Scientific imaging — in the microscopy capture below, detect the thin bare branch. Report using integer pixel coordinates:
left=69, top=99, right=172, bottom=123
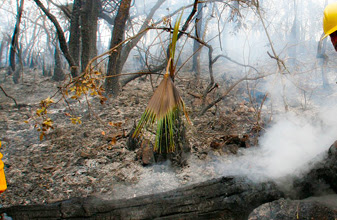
left=0, top=85, right=18, bottom=107
left=199, top=74, right=274, bottom=115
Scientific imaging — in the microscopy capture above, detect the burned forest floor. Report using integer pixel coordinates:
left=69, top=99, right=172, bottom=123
left=0, top=64, right=335, bottom=208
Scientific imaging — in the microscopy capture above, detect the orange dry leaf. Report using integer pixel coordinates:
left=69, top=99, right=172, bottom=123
left=110, top=137, right=117, bottom=145
left=39, top=133, right=44, bottom=141
left=108, top=122, right=123, bottom=127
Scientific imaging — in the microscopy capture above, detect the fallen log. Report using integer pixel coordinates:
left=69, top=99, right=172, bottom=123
left=0, top=176, right=283, bottom=220
left=248, top=142, right=337, bottom=219
left=293, top=141, right=337, bottom=198
left=2, top=141, right=337, bottom=220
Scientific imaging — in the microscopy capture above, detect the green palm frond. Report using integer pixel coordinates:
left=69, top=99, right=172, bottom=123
left=169, top=10, right=183, bottom=77
left=133, top=74, right=189, bottom=152
left=133, top=12, right=189, bottom=153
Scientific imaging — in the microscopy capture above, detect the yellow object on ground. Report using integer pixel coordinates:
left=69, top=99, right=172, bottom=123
left=322, top=2, right=337, bottom=40
left=0, top=141, right=7, bottom=194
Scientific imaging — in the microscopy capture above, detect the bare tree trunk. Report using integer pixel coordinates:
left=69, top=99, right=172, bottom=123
left=69, top=0, right=81, bottom=69
left=33, top=0, right=78, bottom=78
left=288, top=0, right=298, bottom=66
left=12, top=43, right=23, bottom=84
left=9, top=0, right=24, bottom=77
left=52, top=44, right=65, bottom=81
left=0, top=41, right=4, bottom=67
left=118, top=0, right=165, bottom=71
left=120, top=0, right=198, bottom=87
left=192, top=3, right=203, bottom=81
left=4, top=38, right=9, bottom=66
left=316, top=0, right=330, bottom=89
left=80, top=0, right=100, bottom=72
left=105, top=0, right=132, bottom=96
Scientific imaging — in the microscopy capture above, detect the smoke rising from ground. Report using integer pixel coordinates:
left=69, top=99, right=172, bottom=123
left=218, top=106, right=337, bottom=180
left=110, top=92, right=337, bottom=199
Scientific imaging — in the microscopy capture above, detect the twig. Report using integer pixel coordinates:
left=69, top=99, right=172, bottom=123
left=199, top=74, right=273, bottom=115
left=0, top=85, right=18, bottom=107
left=187, top=92, right=202, bottom=98
left=212, top=54, right=260, bottom=74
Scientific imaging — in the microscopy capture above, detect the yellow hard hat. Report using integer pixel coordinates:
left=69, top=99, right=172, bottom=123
left=0, top=152, right=6, bottom=194
left=0, top=141, right=7, bottom=194
left=322, top=2, right=337, bottom=40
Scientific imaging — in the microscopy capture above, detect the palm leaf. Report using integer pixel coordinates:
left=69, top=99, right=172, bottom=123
left=133, top=74, right=189, bottom=152
left=133, top=12, right=189, bottom=153
left=169, top=11, right=183, bottom=77
left=170, top=11, right=183, bottom=62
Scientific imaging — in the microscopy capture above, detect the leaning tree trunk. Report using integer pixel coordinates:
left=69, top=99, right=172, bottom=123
left=33, top=0, right=78, bottom=78
left=9, top=0, right=24, bottom=78
left=118, top=0, right=165, bottom=72
left=105, top=0, right=132, bottom=96
left=80, top=0, right=100, bottom=72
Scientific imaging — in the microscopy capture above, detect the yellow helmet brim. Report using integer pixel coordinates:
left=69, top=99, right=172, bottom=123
left=321, top=25, right=337, bottom=40
left=322, top=33, right=329, bottom=40
left=322, top=2, right=337, bottom=41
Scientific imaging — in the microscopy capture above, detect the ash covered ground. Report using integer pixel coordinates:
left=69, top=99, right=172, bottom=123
left=0, top=67, right=262, bottom=206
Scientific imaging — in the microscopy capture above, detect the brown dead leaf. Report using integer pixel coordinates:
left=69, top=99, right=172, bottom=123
left=110, top=137, right=117, bottom=145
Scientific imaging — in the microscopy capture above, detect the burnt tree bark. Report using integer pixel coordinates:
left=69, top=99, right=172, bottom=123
left=293, top=141, right=337, bottom=199
left=192, top=2, right=203, bottom=81
left=12, top=43, right=23, bottom=84
left=0, top=176, right=284, bottom=220
left=9, top=0, right=24, bottom=79
left=105, top=0, right=132, bottom=96
left=68, top=0, right=82, bottom=69
left=52, top=44, right=65, bottom=81
left=80, top=0, right=100, bottom=72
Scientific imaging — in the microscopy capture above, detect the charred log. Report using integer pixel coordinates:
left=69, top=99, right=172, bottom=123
left=0, top=176, right=283, bottom=220
left=293, top=141, right=337, bottom=199
left=2, top=142, right=337, bottom=219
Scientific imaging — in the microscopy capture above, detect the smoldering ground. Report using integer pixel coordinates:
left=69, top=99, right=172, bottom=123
left=109, top=73, right=337, bottom=200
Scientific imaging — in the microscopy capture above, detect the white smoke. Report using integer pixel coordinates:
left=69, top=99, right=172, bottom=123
left=236, top=107, right=337, bottom=180
left=109, top=101, right=337, bottom=199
